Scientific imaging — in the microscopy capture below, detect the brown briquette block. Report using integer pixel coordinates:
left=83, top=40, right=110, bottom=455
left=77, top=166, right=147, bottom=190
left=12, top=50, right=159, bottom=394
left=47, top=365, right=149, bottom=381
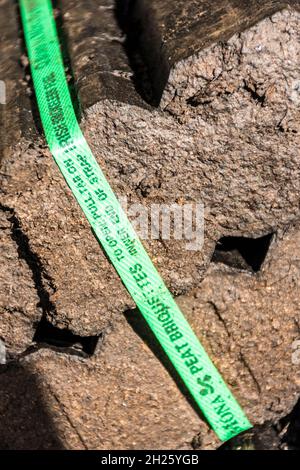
left=0, top=0, right=299, bottom=335
left=0, top=222, right=299, bottom=449
left=0, top=0, right=300, bottom=450
left=128, top=0, right=300, bottom=103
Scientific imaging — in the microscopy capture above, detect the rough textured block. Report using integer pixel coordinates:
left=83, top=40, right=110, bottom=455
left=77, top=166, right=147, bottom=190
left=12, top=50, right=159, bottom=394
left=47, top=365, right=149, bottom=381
left=2, top=1, right=300, bottom=336
left=128, top=0, right=300, bottom=102
left=0, top=222, right=299, bottom=449
left=0, top=0, right=300, bottom=450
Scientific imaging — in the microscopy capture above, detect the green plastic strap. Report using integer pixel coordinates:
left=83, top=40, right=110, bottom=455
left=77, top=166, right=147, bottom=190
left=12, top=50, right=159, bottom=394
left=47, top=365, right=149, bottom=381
left=19, top=0, right=252, bottom=441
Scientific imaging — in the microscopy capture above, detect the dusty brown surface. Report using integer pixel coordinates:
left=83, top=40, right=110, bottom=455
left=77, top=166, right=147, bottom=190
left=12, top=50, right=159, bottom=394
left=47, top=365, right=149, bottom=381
left=180, top=224, right=300, bottom=427
left=0, top=223, right=299, bottom=449
left=0, top=324, right=210, bottom=450
left=84, top=7, right=300, bottom=297
left=0, top=0, right=300, bottom=450
left=2, top=3, right=300, bottom=333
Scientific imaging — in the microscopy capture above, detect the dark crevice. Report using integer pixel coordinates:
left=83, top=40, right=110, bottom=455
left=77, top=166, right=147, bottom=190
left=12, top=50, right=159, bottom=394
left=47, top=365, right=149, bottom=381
left=114, top=0, right=162, bottom=106
left=218, top=422, right=281, bottom=450
left=33, top=317, right=100, bottom=358
left=186, top=89, right=234, bottom=107
left=212, top=233, right=274, bottom=272
left=115, top=0, right=171, bottom=107
left=186, top=95, right=213, bottom=107
left=217, top=397, right=300, bottom=450
left=0, top=204, right=56, bottom=317
left=114, top=0, right=133, bottom=29
left=280, top=398, right=300, bottom=449
left=242, top=80, right=266, bottom=106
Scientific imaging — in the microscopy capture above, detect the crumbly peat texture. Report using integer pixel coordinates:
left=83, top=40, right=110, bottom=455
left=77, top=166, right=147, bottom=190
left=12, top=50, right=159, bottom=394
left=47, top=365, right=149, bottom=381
left=0, top=0, right=300, bottom=450
left=0, top=224, right=299, bottom=449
